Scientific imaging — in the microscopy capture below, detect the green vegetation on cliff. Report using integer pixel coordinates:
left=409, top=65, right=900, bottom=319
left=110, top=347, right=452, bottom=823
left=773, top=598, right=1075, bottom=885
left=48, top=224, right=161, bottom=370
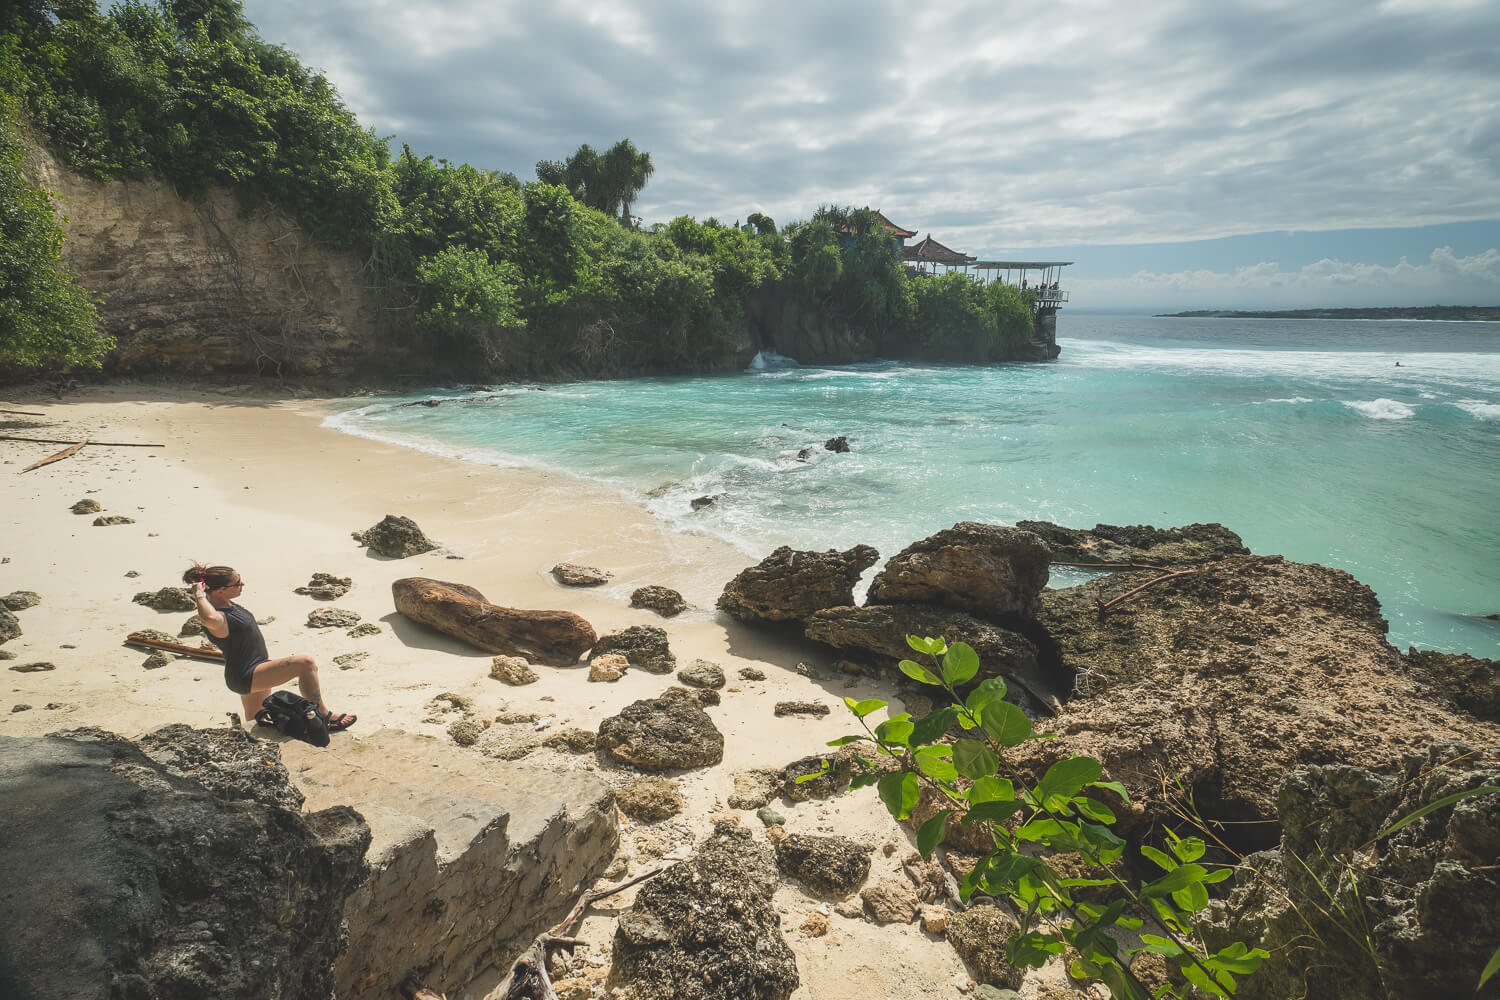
left=1, top=0, right=1033, bottom=374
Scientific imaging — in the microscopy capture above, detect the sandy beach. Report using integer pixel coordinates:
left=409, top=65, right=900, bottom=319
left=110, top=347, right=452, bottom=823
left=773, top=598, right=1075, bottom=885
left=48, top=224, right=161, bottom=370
left=1, top=382, right=986, bottom=1000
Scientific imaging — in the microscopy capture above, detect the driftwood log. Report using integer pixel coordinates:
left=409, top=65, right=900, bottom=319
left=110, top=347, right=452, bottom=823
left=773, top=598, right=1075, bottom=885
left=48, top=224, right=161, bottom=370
left=392, top=577, right=596, bottom=665
left=21, top=439, right=85, bottom=472
left=124, top=633, right=224, bottom=662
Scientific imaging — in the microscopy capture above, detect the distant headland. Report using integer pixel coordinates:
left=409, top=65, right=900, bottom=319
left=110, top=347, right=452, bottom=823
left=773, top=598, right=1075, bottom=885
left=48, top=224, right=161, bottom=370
left=1157, top=305, right=1500, bottom=321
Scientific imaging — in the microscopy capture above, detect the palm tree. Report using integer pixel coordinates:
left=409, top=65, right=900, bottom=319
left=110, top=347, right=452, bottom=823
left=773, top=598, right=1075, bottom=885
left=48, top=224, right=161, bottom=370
left=600, top=139, right=653, bottom=227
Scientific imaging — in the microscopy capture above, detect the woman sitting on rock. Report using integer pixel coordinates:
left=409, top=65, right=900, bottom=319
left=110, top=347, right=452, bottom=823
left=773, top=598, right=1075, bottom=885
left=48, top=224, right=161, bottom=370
left=184, top=563, right=356, bottom=733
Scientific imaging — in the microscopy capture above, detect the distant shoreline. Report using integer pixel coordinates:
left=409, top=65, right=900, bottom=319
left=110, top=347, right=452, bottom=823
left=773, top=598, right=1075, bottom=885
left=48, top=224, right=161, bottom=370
left=1156, top=306, right=1500, bottom=321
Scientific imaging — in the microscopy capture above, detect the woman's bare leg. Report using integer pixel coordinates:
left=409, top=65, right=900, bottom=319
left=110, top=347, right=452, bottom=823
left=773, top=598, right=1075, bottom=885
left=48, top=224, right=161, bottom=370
left=247, top=654, right=327, bottom=715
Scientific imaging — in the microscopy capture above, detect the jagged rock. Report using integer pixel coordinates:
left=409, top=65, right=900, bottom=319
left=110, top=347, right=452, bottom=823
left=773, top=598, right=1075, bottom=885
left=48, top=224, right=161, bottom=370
left=0, top=726, right=368, bottom=1000
left=133, top=587, right=196, bottom=612
left=93, top=515, right=135, bottom=526
left=779, top=747, right=899, bottom=803
left=1404, top=648, right=1499, bottom=721
left=295, top=572, right=352, bottom=599
left=0, top=650, right=16, bottom=660
left=690, top=495, right=720, bottom=510
left=393, top=577, right=596, bottom=665
left=1030, top=555, right=1500, bottom=842
left=608, top=828, right=798, bottom=1000
left=661, top=684, right=719, bottom=709
left=1016, top=519, right=1249, bottom=566
left=921, top=905, right=951, bottom=933
left=739, top=666, right=766, bottom=681
left=0, top=607, right=19, bottom=644
left=803, top=604, right=1048, bottom=699
left=774, top=700, right=829, bottom=718
left=332, top=651, right=367, bottom=670
left=678, top=659, right=725, bottom=689
left=631, top=585, right=687, bottom=617
left=775, top=834, right=870, bottom=898
left=448, top=719, right=484, bottom=746
left=129, top=628, right=175, bottom=644
left=70, top=498, right=101, bottom=514
left=946, top=906, right=1025, bottom=988
left=616, top=777, right=683, bottom=821
left=589, top=654, right=628, bottom=682
left=860, top=878, right=919, bottom=924
left=347, top=622, right=380, bottom=637
left=179, top=614, right=205, bottom=637
left=717, top=544, right=880, bottom=624
left=307, top=607, right=361, bottom=629
left=867, top=522, right=1050, bottom=618
left=591, top=625, right=675, bottom=674
left=798, top=912, right=830, bottom=936
left=757, top=806, right=785, bottom=826
left=597, top=695, right=724, bottom=771
left=489, top=655, right=539, bottom=685
left=551, top=563, right=612, bottom=587
left=824, top=435, right=851, bottom=453
left=141, top=652, right=173, bottom=670
left=728, top=769, right=781, bottom=810
left=0, top=591, right=41, bottom=611
left=10, top=704, right=29, bottom=712
left=542, top=728, right=597, bottom=754
left=1200, top=743, right=1500, bottom=1000
left=10, top=662, right=56, bottom=673
left=352, top=514, right=436, bottom=558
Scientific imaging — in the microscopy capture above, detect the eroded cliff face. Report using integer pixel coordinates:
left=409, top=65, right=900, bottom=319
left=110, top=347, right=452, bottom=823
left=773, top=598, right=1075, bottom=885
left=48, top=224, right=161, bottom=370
left=27, top=144, right=382, bottom=376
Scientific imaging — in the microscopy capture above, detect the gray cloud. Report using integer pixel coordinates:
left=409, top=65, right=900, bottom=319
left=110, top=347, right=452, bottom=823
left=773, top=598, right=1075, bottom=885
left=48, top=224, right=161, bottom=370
left=240, top=0, right=1500, bottom=256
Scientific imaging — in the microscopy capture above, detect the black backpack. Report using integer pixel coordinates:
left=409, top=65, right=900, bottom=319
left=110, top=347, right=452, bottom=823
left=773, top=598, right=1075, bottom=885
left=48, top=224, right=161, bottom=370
left=255, top=691, right=330, bottom=747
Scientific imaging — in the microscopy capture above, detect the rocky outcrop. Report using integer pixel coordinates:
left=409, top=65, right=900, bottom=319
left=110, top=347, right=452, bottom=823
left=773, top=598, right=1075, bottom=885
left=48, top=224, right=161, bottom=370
left=678, top=659, right=726, bottom=689
left=354, top=515, right=436, bottom=558
left=296, top=573, right=352, bottom=599
left=597, top=695, right=725, bottom=771
left=1027, top=555, right=1500, bottom=846
left=1200, top=743, right=1500, bottom=1000
left=0, top=726, right=369, bottom=1000
left=1404, top=648, right=1499, bottom=722
left=945, top=906, right=1025, bottom=989
left=591, top=625, right=676, bottom=674
left=132, top=586, right=196, bottom=612
left=774, top=834, right=870, bottom=898
left=717, top=544, right=880, bottom=624
left=631, top=585, right=687, bottom=617
left=609, top=827, right=799, bottom=1000
left=615, top=777, right=683, bottom=822
left=551, top=563, right=612, bottom=587
left=392, top=577, right=596, bottom=665
left=1016, top=520, right=1248, bottom=566
left=867, top=522, right=1050, bottom=618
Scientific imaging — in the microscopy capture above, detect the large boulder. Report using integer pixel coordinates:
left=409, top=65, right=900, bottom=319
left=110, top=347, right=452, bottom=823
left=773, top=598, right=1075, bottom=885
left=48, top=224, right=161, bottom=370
left=353, top=514, right=436, bottom=558
left=1200, top=743, right=1500, bottom=1000
left=1016, top=520, right=1248, bottom=566
left=717, top=544, right=879, bottom=624
left=1024, top=555, right=1500, bottom=843
left=591, top=625, right=676, bottom=674
left=1404, top=648, right=1500, bottom=722
left=392, top=577, right=596, bottom=665
left=597, top=695, right=725, bottom=771
left=0, top=726, right=369, bottom=1000
left=132, top=587, right=196, bottom=612
left=608, top=828, right=799, bottom=1000
left=774, top=834, right=870, bottom=898
left=867, top=522, right=1050, bottom=618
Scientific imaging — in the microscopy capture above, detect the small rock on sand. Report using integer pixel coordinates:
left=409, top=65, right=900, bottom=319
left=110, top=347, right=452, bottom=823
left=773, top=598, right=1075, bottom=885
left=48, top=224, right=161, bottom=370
left=589, top=654, right=628, bottom=682
left=10, top=662, right=55, bottom=673
left=491, top=655, right=539, bottom=685
left=739, top=666, right=766, bottom=681
left=630, top=585, right=687, bottom=617
left=616, top=776, right=684, bottom=821
left=775, top=700, right=830, bottom=718
left=333, top=652, right=368, bottom=670
left=0, top=592, right=41, bottom=611
left=133, top=588, right=195, bottom=612
left=306, top=608, right=361, bottom=629
left=70, top=499, right=101, bottom=514
left=351, top=514, right=435, bottom=558
left=678, top=659, right=725, bottom=689
left=551, top=563, right=612, bottom=587
left=93, top=516, right=135, bottom=526
left=142, top=652, right=173, bottom=670
left=347, top=622, right=380, bottom=638
left=294, top=573, right=352, bottom=599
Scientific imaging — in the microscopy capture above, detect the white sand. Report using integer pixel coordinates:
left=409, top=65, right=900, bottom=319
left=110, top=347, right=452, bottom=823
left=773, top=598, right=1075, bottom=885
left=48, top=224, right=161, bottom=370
left=0, top=383, right=1068, bottom=1000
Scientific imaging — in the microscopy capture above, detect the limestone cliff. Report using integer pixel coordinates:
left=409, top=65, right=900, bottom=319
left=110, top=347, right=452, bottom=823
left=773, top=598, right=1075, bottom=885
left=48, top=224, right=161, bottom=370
left=27, top=143, right=383, bottom=376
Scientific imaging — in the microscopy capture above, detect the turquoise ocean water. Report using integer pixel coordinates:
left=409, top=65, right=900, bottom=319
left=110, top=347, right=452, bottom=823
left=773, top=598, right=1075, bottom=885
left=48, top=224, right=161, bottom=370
left=326, top=315, right=1500, bottom=655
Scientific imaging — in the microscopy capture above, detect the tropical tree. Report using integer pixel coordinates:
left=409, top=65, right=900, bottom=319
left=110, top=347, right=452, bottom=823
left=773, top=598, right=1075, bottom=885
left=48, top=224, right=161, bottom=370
left=534, top=138, right=653, bottom=226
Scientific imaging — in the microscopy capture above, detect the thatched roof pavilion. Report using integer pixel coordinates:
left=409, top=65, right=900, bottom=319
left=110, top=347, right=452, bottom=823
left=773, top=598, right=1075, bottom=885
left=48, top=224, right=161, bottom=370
left=902, top=234, right=977, bottom=269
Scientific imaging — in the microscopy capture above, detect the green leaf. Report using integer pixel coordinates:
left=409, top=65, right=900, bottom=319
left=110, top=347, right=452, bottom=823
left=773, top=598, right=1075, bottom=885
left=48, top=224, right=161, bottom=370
left=980, top=700, right=1033, bottom=747
left=965, top=676, right=1008, bottom=717
left=844, top=697, right=887, bottom=718
left=874, top=715, right=914, bottom=747
left=877, top=771, right=920, bottom=820
left=898, top=658, right=942, bottom=686
left=1203, top=867, right=1233, bottom=884
left=792, top=760, right=830, bottom=784
left=953, top=738, right=999, bottom=779
left=914, top=745, right=958, bottom=782
left=917, top=809, right=952, bottom=856
left=1014, top=816, right=1066, bottom=842
left=1172, top=878, right=1210, bottom=913
left=824, top=735, right=865, bottom=746
left=1181, top=960, right=1230, bottom=998
left=1144, top=864, right=1208, bottom=898
left=1138, top=934, right=1185, bottom=957
left=1172, top=835, right=1207, bottom=863
left=909, top=705, right=960, bottom=746
left=1208, top=942, right=1269, bottom=975
left=1037, top=756, right=1103, bottom=803
left=966, top=776, right=1014, bottom=803
left=1478, top=942, right=1500, bottom=989
left=1071, top=796, right=1117, bottom=824
left=940, top=642, right=980, bottom=685
left=849, top=773, right=880, bottom=790
left=1377, top=785, right=1500, bottom=838
left=905, top=635, right=947, bottom=657
left=1089, top=779, right=1131, bottom=802
left=961, top=800, right=1024, bottom=826
left=1140, top=844, right=1176, bottom=872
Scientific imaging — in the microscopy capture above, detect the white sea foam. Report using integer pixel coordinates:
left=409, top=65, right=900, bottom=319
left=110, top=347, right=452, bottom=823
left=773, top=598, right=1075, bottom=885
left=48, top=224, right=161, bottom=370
left=746, top=349, right=800, bottom=371
left=1343, top=399, right=1415, bottom=420
left=1258, top=397, right=1316, bottom=404
left=1456, top=400, right=1500, bottom=420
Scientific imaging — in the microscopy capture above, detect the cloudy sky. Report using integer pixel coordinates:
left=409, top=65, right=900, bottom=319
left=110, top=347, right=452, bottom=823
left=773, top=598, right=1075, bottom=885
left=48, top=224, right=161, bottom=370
left=239, top=0, right=1500, bottom=312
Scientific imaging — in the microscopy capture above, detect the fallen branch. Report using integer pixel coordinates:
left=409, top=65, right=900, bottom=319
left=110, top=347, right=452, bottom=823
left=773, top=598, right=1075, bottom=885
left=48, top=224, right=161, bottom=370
left=124, top=634, right=224, bottom=662
left=0, top=409, right=45, bottom=417
left=1098, top=569, right=1198, bottom=614
left=2, top=435, right=164, bottom=447
left=22, top=440, right=85, bottom=472
left=483, top=866, right=666, bottom=1000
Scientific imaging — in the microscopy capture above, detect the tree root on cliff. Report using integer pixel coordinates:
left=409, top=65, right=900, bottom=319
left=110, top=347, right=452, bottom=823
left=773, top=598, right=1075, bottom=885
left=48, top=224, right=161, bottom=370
left=400, top=867, right=665, bottom=1000
left=1096, top=568, right=1198, bottom=616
